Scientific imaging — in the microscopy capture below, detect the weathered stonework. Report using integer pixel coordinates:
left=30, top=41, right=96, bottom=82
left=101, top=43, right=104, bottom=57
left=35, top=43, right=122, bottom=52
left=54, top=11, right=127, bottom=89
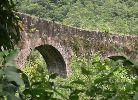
left=16, top=12, right=138, bottom=77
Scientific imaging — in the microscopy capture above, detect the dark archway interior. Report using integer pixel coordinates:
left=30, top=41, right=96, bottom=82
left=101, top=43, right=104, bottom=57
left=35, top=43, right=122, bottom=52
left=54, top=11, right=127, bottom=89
left=35, top=45, right=67, bottom=77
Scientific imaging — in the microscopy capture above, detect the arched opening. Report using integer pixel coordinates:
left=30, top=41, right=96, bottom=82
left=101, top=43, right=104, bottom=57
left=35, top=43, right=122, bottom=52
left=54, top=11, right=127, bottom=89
left=34, top=45, right=67, bottom=77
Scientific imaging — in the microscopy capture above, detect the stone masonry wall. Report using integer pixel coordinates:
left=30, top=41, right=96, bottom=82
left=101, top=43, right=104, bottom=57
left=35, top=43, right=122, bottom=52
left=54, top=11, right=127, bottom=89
left=16, top=12, right=138, bottom=77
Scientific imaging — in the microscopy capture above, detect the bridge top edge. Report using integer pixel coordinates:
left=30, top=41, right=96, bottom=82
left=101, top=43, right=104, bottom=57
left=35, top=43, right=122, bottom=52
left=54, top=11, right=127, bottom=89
left=15, top=12, right=138, bottom=37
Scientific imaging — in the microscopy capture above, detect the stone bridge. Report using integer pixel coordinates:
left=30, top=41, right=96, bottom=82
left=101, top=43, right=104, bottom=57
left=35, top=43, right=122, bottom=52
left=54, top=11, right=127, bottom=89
left=16, top=13, right=138, bottom=77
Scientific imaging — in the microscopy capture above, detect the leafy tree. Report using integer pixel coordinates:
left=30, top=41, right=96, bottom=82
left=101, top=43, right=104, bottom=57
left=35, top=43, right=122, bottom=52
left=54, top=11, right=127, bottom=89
left=0, top=0, right=24, bottom=99
left=23, top=51, right=138, bottom=99
left=15, top=0, right=138, bottom=34
left=0, top=0, right=20, bottom=50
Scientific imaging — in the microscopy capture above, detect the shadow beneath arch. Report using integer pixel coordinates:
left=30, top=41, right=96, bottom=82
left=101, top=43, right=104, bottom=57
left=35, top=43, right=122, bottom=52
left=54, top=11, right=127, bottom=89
left=35, top=45, right=67, bottom=78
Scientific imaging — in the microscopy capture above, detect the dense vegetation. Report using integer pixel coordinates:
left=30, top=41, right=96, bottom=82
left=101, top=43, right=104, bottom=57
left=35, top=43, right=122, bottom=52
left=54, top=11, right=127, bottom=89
left=0, top=0, right=23, bottom=99
left=15, top=0, right=138, bottom=34
left=0, top=0, right=138, bottom=100
left=23, top=50, right=138, bottom=99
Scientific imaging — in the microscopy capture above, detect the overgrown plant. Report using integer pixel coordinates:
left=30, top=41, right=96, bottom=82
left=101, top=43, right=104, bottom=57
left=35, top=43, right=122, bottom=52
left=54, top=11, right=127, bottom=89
left=23, top=51, right=138, bottom=100
left=0, top=0, right=20, bottom=50
left=15, top=0, right=138, bottom=34
left=0, top=0, right=24, bottom=99
left=53, top=54, right=137, bottom=100
left=0, top=50, right=25, bottom=99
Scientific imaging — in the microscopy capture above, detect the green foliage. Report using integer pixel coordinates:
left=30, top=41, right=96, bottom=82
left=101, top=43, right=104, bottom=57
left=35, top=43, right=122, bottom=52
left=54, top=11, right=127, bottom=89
left=23, top=50, right=48, bottom=79
left=0, top=50, right=25, bottom=100
left=23, top=50, right=67, bottom=99
left=15, top=0, right=138, bottom=34
left=67, top=54, right=137, bottom=99
left=0, top=0, right=20, bottom=50
left=23, top=51, right=138, bottom=99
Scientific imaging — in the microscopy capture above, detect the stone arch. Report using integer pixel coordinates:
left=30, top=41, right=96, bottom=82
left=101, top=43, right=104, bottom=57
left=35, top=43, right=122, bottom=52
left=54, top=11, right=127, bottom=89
left=16, top=36, right=73, bottom=78
left=35, top=44, right=67, bottom=77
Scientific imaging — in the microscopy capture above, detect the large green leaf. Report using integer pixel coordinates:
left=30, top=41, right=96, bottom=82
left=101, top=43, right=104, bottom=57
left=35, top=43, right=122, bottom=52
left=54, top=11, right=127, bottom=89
left=7, top=94, right=20, bottom=100
left=5, top=71, right=24, bottom=86
left=0, top=70, right=4, bottom=77
left=5, top=50, right=18, bottom=67
left=3, top=83, right=17, bottom=94
left=0, top=51, right=9, bottom=57
left=133, top=92, right=138, bottom=100
left=0, top=84, right=3, bottom=93
left=4, top=66, right=17, bottom=72
left=5, top=60, right=17, bottom=67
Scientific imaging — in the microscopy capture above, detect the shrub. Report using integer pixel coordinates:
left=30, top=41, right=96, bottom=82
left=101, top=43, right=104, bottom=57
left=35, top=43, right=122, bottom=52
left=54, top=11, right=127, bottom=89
left=23, top=51, right=138, bottom=100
